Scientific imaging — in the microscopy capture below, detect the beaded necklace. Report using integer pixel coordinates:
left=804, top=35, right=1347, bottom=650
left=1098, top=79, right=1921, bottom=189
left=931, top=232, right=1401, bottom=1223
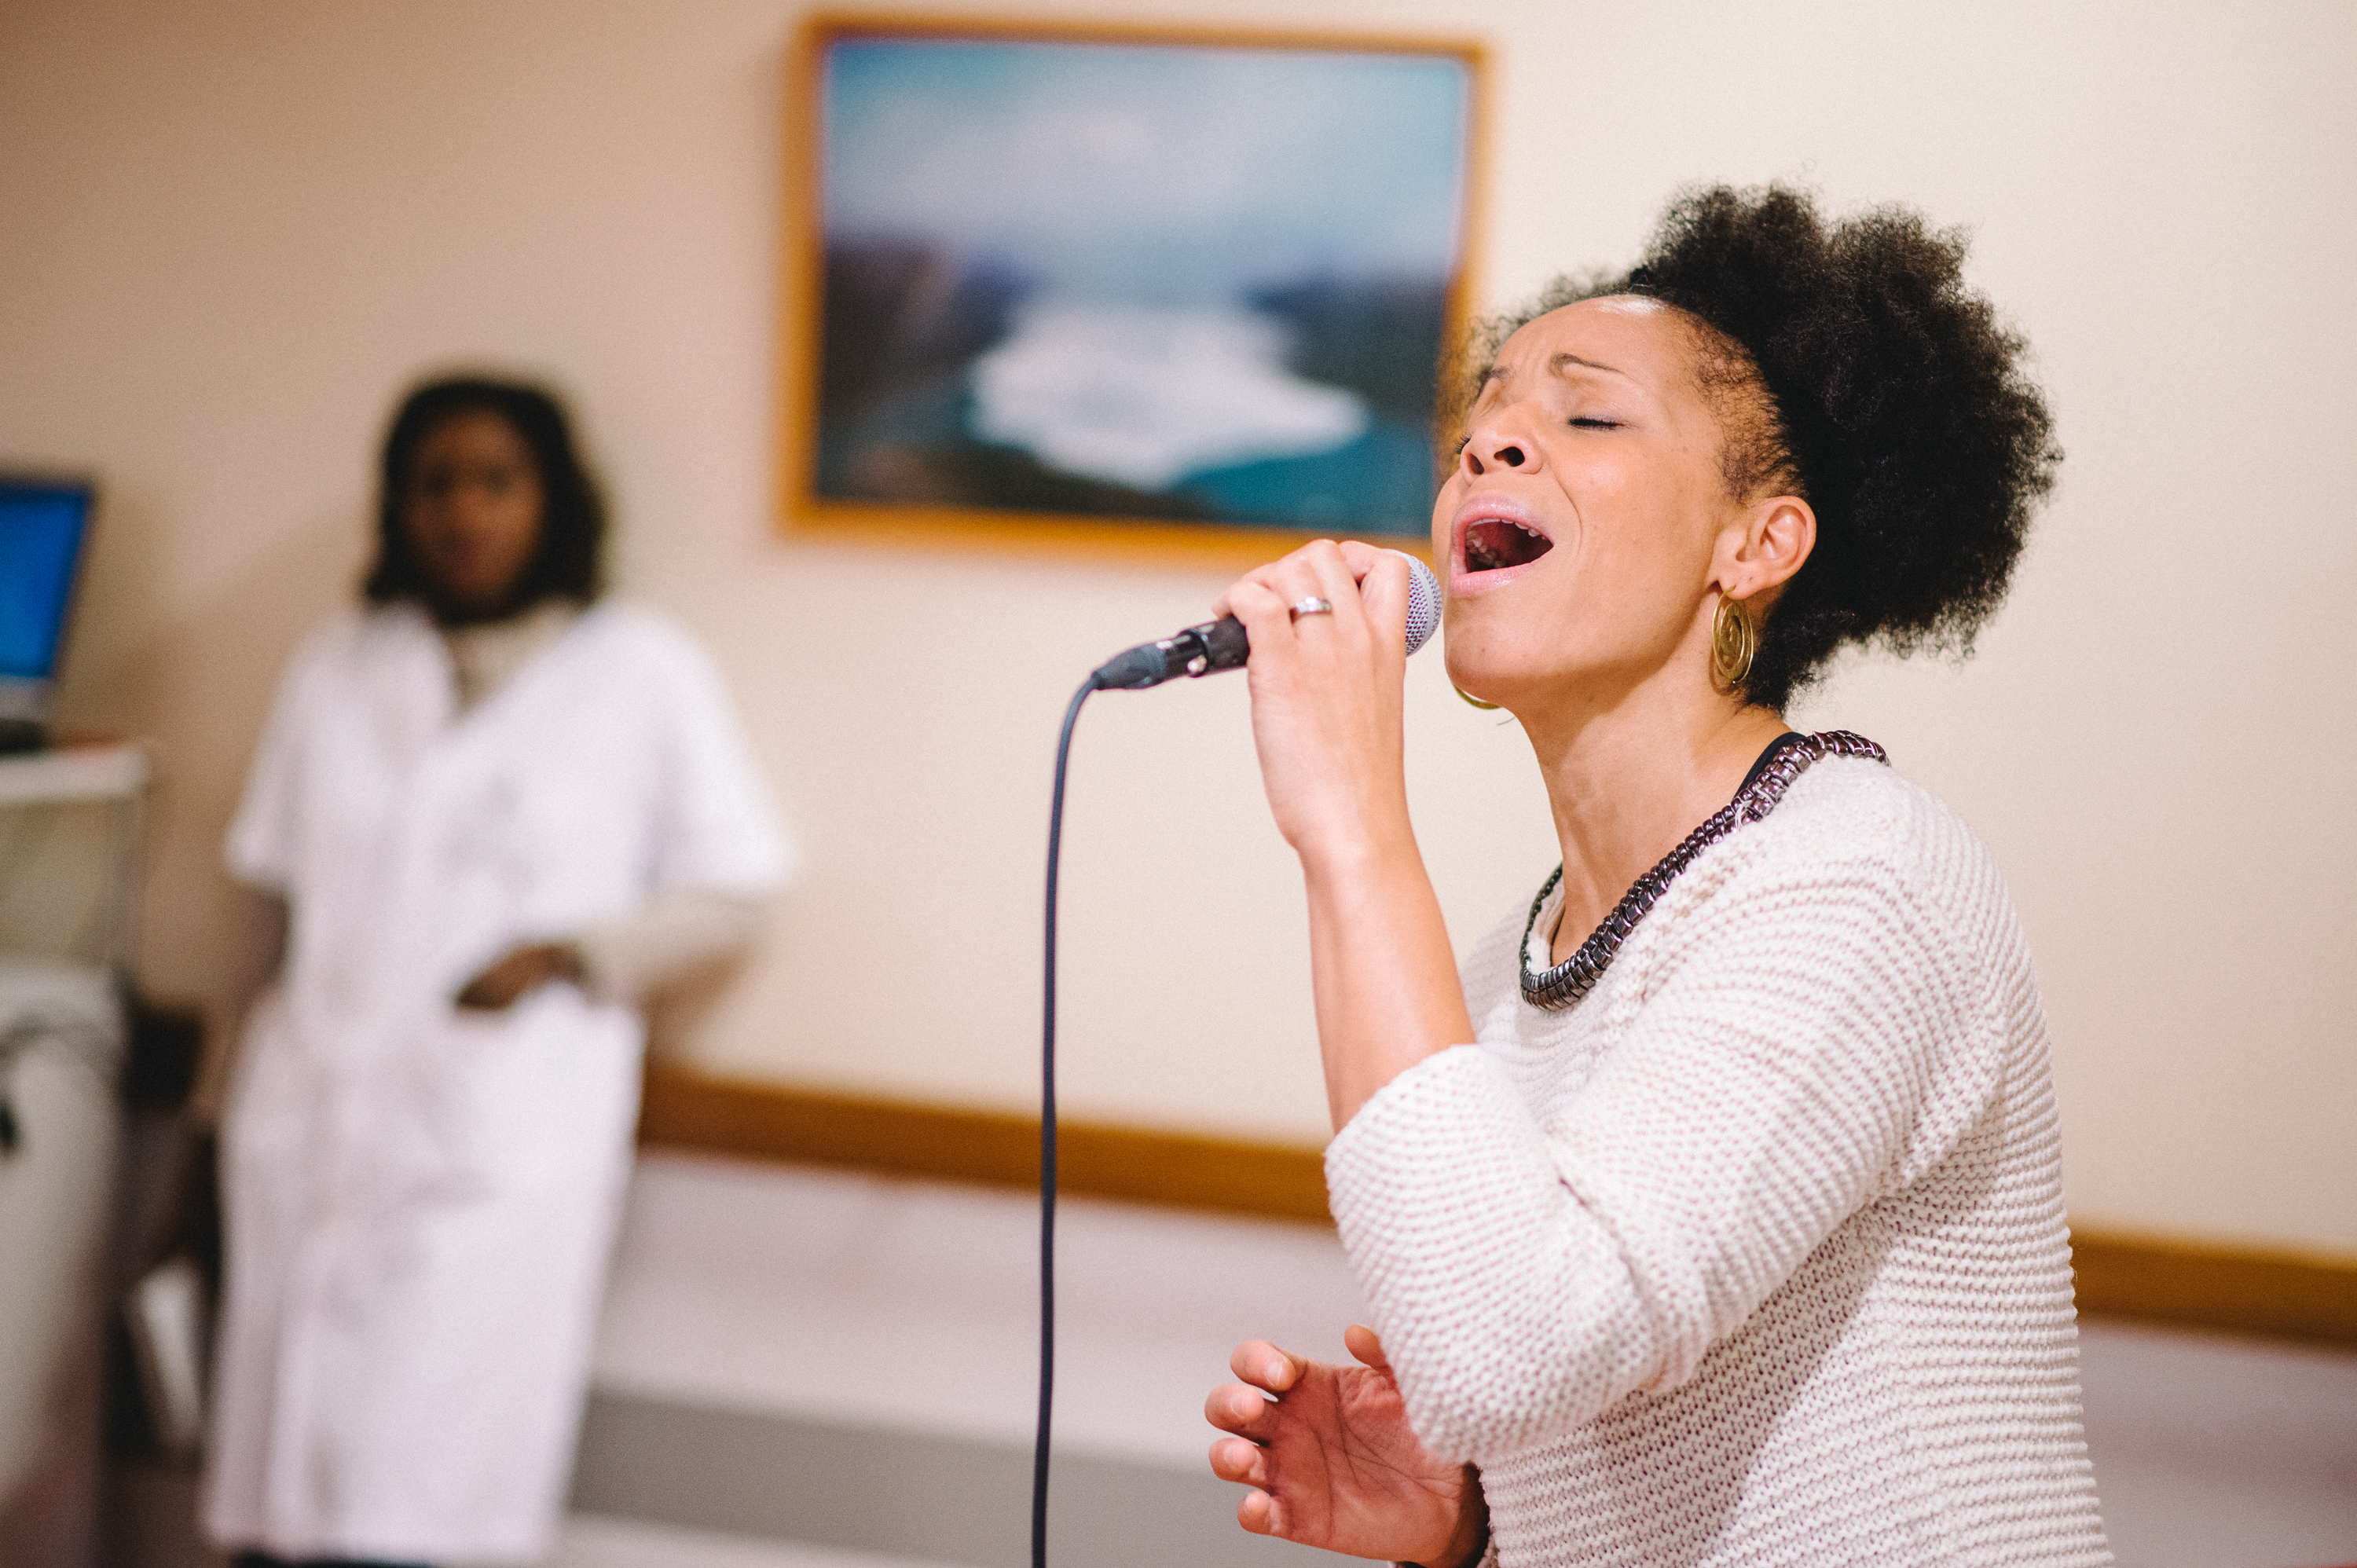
left=1519, top=730, right=1888, bottom=1011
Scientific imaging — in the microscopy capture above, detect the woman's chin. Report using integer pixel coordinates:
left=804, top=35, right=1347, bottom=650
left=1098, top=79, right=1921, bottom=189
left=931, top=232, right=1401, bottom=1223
left=424, top=584, right=527, bottom=626
left=1441, top=656, right=1517, bottom=711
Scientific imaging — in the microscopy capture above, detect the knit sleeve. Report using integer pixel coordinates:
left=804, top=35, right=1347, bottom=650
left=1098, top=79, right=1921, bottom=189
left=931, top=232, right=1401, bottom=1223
left=1324, top=834, right=2000, bottom=1464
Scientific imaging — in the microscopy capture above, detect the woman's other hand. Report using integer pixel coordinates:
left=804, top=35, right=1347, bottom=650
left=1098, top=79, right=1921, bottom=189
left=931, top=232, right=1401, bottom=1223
left=455, top=943, right=584, bottom=1010
left=1205, top=1324, right=1486, bottom=1566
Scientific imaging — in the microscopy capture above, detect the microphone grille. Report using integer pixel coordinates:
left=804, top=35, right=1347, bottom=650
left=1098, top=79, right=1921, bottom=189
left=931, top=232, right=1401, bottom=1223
left=1397, top=551, right=1442, bottom=657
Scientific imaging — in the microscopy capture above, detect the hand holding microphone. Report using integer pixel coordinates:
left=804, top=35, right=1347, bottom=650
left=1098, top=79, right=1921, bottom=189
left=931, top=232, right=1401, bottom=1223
left=1091, top=546, right=1441, bottom=691
left=1096, top=540, right=1438, bottom=874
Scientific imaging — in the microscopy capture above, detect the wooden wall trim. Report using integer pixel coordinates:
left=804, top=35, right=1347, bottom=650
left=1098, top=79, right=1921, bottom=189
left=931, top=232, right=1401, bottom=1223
left=638, top=1058, right=1332, bottom=1224
left=637, top=1061, right=2357, bottom=1343
left=2065, top=1231, right=2357, bottom=1345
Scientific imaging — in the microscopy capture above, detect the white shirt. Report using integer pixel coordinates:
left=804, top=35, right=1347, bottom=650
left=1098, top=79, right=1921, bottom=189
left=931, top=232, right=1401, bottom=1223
left=207, top=599, right=788, bottom=1563
left=1326, top=757, right=2111, bottom=1566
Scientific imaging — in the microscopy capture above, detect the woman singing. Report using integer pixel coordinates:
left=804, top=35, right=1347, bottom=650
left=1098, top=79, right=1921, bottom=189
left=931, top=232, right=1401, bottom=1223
left=1202, top=188, right=2110, bottom=1565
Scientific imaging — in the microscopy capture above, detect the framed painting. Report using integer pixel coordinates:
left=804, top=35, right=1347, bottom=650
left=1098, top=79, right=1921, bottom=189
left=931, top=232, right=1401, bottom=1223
left=782, top=17, right=1485, bottom=560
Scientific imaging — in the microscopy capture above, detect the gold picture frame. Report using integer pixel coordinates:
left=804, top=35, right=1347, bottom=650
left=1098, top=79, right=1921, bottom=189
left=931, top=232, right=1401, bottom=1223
left=778, top=15, right=1486, bottom=566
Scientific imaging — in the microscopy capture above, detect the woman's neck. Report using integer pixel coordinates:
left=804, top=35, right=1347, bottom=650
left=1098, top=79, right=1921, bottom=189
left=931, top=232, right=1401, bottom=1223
left=438, top=598, right=581, bottom=713
left=1521, top=676, right=1791, bottom=965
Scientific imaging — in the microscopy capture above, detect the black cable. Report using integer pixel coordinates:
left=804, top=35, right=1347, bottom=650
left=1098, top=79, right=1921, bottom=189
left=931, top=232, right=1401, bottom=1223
left=1035, top=674, right=1097, bottom=1568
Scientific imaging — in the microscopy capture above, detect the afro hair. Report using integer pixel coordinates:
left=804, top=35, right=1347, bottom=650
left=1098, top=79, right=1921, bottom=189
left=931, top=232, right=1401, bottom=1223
left=1465, top=185, right=2061, bottom=711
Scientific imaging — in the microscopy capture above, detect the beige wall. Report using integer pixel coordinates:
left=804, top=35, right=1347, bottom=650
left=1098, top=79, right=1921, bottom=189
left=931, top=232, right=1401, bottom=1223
left=2, top=0, right=2350, bottom=1253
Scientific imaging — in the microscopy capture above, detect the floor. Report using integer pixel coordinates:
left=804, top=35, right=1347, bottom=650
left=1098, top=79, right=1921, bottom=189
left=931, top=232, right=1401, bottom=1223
left=550, top=1516, right=960, bottom=1568
left=556, top=1152, right=2357, bottom=1568
left=101, top=1149, right=2355, bottom=1567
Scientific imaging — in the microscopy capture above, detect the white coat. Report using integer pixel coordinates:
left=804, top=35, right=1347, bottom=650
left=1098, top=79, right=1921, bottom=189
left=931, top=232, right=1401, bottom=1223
left=205, top=600, right=790, bottom=1563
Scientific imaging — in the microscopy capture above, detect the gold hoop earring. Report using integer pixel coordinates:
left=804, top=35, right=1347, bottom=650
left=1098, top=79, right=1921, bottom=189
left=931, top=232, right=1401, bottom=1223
left=1710, top=595, right=1756, bottom=694
left=1453, top=684, right=1501, bottom=710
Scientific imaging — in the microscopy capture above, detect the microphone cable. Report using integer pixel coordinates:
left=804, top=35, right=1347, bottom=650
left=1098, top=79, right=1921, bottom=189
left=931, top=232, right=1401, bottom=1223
left=1032, top=558, right=1434, bottom=1564
left=1034, top=674, right=1095, bottom=1568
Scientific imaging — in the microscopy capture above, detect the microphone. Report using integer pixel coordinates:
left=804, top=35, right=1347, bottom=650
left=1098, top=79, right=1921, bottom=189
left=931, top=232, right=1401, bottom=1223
left=1090, top=551, right=1441, bottom=691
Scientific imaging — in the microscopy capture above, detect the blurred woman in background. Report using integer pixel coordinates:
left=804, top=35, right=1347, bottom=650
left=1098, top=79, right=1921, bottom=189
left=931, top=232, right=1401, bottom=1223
left=207, top=377, right=790, bottom=1567
left=1202, top=188, right=2109, bottom=1565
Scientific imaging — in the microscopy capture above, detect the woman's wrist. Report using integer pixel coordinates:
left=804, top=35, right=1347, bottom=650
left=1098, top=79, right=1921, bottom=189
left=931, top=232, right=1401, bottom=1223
left=1288, top=787, right=1417, bottom=878
left=1292, top=801, right=1428, bottom=907
left=1399, top=1468, right=1489, bottom=1568
left=1444, top=1512, right=1491, bottom=1568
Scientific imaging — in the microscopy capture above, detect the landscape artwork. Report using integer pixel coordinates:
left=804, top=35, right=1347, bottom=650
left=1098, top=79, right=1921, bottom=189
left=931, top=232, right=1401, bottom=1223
left=802, top=26, right=1478, bottom=543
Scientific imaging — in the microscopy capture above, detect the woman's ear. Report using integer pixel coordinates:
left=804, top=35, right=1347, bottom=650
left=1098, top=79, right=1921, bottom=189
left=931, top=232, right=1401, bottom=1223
left=1712, top=495, right=1816, bottom=600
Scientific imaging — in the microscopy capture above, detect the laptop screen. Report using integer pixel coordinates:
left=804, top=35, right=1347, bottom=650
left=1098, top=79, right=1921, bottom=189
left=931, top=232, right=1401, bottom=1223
left=0, top=478, right=94, bottom=683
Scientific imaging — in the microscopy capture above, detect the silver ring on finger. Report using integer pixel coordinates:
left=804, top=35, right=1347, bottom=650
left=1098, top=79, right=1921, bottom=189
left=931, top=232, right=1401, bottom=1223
left=1288, top=596, right=1335, bottom=621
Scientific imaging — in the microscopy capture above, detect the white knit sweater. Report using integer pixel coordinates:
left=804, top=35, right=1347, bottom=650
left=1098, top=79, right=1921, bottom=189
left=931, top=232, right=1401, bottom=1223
left=1325, top=757, right=2112, bottom=1566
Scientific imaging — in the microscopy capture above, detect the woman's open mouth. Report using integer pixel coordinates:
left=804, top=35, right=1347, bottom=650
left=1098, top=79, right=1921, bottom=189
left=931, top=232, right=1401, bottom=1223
left=1461, top=516, right=1554, bottom=575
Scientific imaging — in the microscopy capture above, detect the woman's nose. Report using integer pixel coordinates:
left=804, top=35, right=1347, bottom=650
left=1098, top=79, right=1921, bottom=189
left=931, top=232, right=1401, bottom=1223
left=1461, top=427, right=1538, bottom=478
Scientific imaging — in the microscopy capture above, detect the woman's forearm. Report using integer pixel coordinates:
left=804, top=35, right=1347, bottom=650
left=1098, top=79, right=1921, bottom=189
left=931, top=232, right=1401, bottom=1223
left=1302, top=822, right=1474, bottom=1132
left=1211, top=539, right=1470, bottom=1129
left=573, top=887, right=768, bottom=1003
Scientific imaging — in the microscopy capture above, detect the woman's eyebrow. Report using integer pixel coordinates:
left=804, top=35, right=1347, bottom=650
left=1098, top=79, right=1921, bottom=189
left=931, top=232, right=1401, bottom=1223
left=1475, top=350, right=1629, bottom=399
left=1549, top=352, right=1627, bottom=379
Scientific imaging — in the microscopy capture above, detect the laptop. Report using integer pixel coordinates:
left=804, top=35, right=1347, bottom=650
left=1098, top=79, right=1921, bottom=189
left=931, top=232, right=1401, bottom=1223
left=0, top=474, right=96, bottom=754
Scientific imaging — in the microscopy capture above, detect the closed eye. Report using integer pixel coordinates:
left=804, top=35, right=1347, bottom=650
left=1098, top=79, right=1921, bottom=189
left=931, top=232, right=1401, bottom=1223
left=1570, top=417, right=1620, bottom=430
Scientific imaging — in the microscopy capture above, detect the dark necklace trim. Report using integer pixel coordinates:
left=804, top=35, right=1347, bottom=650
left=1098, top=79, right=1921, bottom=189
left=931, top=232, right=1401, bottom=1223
left=1519, top=730, right=1888, bottom=1011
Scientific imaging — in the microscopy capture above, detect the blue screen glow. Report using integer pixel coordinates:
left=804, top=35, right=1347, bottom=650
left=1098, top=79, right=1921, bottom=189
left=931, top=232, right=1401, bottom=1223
left=0, top=482, right=93, bottom=680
